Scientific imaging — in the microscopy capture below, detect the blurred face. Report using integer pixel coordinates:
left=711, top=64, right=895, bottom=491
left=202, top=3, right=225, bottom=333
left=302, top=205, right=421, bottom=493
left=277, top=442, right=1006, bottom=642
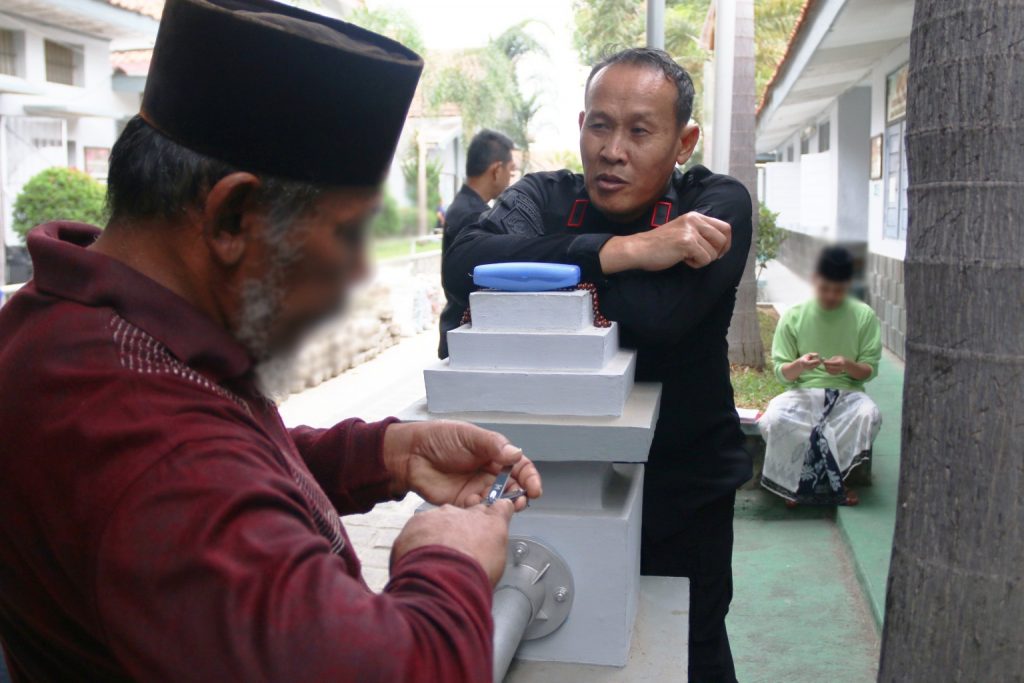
left=579, top=63, right=699, bottom=222
left=813, top=274, right=851, bottom=311
left=231, top=187, right=378, bottom=360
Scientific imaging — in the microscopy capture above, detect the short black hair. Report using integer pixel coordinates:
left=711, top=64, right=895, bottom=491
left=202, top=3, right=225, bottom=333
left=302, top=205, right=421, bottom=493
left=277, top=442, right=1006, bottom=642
left=585, top=47, right=695, bottom=126
left=106, top=115, right=321, bottom=224
left=816, top=246, right=855, bottom=282
left=465, top=129, right=515, bottom=177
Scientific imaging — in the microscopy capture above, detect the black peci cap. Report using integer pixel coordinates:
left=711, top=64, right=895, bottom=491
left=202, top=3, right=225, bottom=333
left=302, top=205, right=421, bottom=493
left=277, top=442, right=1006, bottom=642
left=141, top=0, right=423, bottom=186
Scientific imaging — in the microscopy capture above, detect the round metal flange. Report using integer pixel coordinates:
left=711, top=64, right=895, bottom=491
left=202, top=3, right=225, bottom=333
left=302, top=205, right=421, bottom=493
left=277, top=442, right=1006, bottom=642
left=498, top=535, right=574, bottom=640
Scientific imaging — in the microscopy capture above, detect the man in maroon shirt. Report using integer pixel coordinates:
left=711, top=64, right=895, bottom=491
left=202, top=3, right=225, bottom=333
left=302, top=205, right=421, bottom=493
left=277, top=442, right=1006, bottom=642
left=0, top=1, right=540, bottom=681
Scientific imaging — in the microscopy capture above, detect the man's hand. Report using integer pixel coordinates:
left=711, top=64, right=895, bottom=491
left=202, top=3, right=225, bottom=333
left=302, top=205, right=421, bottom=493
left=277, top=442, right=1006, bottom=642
left=599, top=211, right=733, bottom=274
left=382, top=421, right=542, bottom=510
left=823, top=355, right=848, bottom=376
left=391, top=501, right=514, bottom=585
left=780, top=352, right=820, bottom=382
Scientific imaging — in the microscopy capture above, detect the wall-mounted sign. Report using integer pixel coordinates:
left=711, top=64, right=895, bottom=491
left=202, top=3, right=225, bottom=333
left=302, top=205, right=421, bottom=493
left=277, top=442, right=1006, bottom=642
left=84, top=146, right=110, bottom=178
left=886, top=63, right=909, bottom=122
left=870, top=134, right=883, bottom=180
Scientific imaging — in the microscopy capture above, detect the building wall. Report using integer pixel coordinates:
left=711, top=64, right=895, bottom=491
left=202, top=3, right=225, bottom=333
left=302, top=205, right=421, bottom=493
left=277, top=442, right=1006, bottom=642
left=866, top=41, right=910, bottom=263
left=864, top=41, right=910, bottom=356
left=867, top=251, right=905, bottom=358
left=835, top=87, right=871, bottom=242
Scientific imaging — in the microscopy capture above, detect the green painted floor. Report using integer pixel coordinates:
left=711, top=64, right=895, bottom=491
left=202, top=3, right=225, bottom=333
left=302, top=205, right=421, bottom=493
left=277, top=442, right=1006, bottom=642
left=729, top=352, right=904, bottom=682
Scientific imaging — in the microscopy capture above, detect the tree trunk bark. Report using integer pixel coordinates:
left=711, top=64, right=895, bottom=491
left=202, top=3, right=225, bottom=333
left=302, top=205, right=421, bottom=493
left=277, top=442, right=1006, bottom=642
left=879, top=1, right=1024, bottom=680
left=726, top=0, right=764, bottom=368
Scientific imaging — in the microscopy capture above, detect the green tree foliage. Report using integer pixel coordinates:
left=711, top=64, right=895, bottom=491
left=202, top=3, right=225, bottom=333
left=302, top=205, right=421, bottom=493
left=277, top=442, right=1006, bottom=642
left=572, top=0, right=804, bottom=117
left=400, top=144, right=443, bottom=211
left=425, top=22, right=546, bottom=157
left=755, top=201, right=787, bottom=281
left=754, top=0, right=805, bottom=101
left=347, top=5, right=426, bottom=55
left=12, top=167, right=107, bottom=242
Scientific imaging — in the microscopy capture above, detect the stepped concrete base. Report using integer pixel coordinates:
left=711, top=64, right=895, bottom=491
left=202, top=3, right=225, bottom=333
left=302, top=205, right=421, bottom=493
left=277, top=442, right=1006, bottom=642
left=505, top=576, right=689, bottom=682
left=447, top=323, right=619, bottom=371
left=424, top=350, right=636, bottom=417
left=397, top=383, right=661, bottom=463
left=507, top=462, right=645, bottom=667
left=470, top=290, right=593, bottom=332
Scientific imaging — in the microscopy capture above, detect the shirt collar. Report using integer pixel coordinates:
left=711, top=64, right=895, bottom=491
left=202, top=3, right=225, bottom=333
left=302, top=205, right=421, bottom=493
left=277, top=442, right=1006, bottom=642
left=27, top=222, right=253, bottom=383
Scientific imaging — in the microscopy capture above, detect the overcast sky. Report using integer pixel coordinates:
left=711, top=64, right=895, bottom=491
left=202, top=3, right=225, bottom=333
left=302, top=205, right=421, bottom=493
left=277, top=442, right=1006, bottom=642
left=364, top=0, right=589, bottom=153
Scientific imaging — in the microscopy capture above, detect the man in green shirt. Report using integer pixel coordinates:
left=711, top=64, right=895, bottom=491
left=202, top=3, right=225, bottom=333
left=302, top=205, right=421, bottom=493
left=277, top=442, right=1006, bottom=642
left=761, top=246, right=882, bottom=506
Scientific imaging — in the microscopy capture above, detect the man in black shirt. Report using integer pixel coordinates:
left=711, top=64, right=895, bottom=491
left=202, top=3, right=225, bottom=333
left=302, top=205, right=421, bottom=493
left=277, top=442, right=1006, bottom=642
left=444, top=48, right=752, bottom=682
left=438, top=129, right=516, bottom=357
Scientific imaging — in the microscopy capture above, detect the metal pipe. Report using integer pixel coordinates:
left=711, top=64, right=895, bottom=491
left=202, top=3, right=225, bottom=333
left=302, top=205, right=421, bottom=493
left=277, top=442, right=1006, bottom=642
left=491, top=586, right=534, bottom=682
left=646, top=0, right=665, bottom=50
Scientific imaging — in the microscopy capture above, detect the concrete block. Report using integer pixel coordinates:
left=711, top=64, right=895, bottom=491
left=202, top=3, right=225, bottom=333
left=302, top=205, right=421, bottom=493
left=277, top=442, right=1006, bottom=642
left=398, top=383, right=661, bottom=463
left=470, top=290, right=593, bottom=332
left=508, top=462, right=644, bottom=667
left=423, top=351, right=636, bottom=417
left=505, top=576, right=689, bottom=682
left=446, top=323, right=619, bottom=371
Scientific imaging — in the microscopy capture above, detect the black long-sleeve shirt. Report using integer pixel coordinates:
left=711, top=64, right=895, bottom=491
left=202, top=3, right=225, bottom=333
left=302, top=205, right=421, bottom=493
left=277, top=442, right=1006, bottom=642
left=439, top=184, right=490, bottom=358
left=444, top=166, right=753, bottom=535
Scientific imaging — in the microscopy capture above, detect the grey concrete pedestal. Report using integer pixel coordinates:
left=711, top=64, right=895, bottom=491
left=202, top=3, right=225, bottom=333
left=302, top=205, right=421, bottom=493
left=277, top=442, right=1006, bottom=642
left=504, top=576, right=690, bottom=682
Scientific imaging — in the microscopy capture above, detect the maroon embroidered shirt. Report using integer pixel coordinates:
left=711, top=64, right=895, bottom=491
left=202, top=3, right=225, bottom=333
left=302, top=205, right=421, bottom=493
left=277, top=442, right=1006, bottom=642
left=0, top=223, right=492, bottom=682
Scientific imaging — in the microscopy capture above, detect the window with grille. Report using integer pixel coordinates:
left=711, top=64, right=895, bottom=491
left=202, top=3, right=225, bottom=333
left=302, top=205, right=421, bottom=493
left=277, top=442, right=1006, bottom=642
left=0, top=29, right=19, bottom=76
left=45, top=40, right=81, bottom=86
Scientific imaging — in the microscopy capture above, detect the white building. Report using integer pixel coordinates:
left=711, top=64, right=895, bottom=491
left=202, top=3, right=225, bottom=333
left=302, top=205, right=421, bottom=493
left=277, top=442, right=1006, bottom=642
left=0, top=0, right=161, bottom=282
left=756, top=0, right=914, bottom=357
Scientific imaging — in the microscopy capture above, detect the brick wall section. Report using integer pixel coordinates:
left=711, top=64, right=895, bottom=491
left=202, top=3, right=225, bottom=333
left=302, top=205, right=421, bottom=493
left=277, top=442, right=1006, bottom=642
left=866, top=252, right=906, bottom=359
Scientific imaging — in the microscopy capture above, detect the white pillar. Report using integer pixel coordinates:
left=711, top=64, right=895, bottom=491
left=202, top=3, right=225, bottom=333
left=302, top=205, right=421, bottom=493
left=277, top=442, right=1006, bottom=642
left=646, top=0, right=665, bottom=50
left=710, top=0, right=736, bottom=174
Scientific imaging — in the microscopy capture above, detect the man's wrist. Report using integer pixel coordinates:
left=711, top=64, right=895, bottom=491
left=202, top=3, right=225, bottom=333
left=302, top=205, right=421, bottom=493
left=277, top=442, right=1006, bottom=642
left=381, top=422, right=413, bottom=498
left=599, top=235, right=635, bottom=275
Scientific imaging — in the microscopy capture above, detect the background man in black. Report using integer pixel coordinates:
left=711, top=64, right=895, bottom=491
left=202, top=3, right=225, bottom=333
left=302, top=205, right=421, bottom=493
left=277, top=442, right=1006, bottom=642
left=438, top=129, right=516, bottom=358
left=444, top=48, right=752, bottom=682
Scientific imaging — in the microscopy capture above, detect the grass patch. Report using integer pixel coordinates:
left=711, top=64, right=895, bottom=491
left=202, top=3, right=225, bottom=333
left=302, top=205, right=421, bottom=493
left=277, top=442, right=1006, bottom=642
left=373, top=237, right=442, bottom=262
left=731, top=306, right=787, bottom=410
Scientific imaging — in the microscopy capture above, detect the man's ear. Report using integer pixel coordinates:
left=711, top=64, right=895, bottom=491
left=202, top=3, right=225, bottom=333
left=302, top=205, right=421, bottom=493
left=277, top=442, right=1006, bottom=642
left=676, top=123, right=701, bottom=166
left=202, top=172, right=262, bottom=268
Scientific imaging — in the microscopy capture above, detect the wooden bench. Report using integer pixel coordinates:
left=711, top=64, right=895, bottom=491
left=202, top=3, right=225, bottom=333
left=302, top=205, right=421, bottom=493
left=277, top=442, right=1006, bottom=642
left=739, top=420, right=872, bottom=491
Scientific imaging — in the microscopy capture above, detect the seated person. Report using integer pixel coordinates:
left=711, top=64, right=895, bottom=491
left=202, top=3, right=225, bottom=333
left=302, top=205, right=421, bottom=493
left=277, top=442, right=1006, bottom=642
left=438, top=129, right=517, bottom=358
left=760, top=246, right=883, bottom=506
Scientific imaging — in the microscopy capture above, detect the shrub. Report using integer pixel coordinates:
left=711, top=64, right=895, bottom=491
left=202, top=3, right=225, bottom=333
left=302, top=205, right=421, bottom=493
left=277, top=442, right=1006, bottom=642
left=370, top=192, right=403, bottom=238
left=12, top=167, right=107, bottom=242
left=756, top=202, right=787, bottom=281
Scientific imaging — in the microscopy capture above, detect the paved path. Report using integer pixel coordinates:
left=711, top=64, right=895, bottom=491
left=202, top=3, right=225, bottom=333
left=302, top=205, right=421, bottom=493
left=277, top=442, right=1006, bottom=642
left=279, top=330, right=438, bottom=591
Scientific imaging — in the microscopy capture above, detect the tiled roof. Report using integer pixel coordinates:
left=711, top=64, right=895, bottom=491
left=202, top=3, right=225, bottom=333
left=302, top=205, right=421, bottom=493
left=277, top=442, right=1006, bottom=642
left=111, top=48, right=153, bottom=76
left=756, top=0, right=818, bottom=117
left=105, top=0, right=164, bottom=21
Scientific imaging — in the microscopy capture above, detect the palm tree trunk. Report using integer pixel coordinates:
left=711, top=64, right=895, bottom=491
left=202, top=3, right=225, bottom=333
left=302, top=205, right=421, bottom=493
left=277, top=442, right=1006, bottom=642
left=725, top=0, right=764, bottom=368
left=879, top=1, right=1024, bottom=679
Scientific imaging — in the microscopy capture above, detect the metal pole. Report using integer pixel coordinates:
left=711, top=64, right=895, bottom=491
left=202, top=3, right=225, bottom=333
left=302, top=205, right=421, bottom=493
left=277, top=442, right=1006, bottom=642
left=491, top=586, right=534, bottom=682
left=646, top=0, right=665, bottom=50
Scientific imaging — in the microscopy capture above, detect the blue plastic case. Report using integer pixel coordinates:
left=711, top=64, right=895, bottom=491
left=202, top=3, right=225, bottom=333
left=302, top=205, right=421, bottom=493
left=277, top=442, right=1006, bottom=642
left=472, top=262, right=581, bottom=292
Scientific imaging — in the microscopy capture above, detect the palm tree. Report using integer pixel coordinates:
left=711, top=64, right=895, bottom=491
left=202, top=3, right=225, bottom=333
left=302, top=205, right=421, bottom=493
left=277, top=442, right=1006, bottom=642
left=879, top=1, right=1024, bottom=679
left=723, top=0, right=764, bottom=368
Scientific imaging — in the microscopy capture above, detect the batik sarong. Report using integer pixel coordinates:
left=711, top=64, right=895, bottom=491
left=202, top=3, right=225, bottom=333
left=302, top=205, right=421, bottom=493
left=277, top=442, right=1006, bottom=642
left=760, top=388, right=881, bottom=505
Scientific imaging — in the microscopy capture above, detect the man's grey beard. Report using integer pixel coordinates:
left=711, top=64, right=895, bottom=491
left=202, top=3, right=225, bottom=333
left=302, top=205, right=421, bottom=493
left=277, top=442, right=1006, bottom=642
left=232, top=216, right=305, bottom=401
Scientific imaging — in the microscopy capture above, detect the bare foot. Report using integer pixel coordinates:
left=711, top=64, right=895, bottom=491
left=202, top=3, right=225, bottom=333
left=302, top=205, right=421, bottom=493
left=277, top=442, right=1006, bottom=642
left=785, top=499, right=799, bottom=509
left=845, top=490, right=860, bottom=506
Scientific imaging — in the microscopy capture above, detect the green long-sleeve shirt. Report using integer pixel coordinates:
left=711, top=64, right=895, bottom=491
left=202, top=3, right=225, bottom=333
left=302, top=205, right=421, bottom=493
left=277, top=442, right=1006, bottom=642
left=772, top=298, right=882, bottom=391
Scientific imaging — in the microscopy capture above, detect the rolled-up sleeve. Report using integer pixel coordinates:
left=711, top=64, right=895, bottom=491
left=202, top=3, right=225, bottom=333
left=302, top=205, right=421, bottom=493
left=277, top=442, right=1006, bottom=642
left=289, top=417, right=400, bottom=515
left=93, top=438, right=493, bottom=683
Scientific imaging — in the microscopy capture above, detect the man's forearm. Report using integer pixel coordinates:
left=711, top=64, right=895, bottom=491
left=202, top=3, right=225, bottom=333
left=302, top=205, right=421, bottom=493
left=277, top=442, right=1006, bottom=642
left=845, top=360, right=874, bottom=381
left=779, top=361, right=804, bottom=382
